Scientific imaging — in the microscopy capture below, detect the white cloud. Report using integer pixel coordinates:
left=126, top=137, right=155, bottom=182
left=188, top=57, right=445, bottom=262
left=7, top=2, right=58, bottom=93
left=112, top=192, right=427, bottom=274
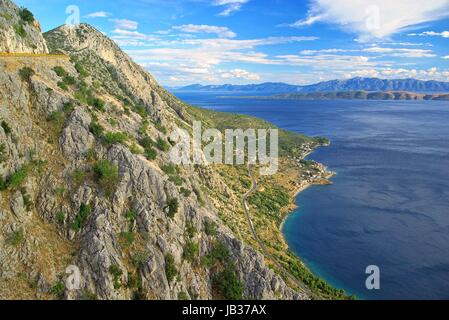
left=290, top=0, right=449, bottom=40
left=125, top=36, right=317, bottom=84
left=299, top=46, right=436, bottom=58
left=85, top=11, right=111, bottom=18
left=172, top=24, right=236, bottom=38
left=362, top=46, right=436, bottom=58
left=220, top=69, right=260, bottom=80
left=213, top=0, right=250, bottom=16
left=408, top=31, right=449, bottom=38
left=110, top=19, right=139, bottom=30
left=443, top=55, right=449, bottom=59
left=345, top=67, right=449, bottom=81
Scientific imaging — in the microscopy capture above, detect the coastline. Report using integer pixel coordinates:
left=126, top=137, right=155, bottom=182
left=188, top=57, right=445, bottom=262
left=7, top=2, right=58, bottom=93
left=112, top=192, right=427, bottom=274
left=276, top=144, right=348, bottom=298
left=279, top=170, right=335, bottom=234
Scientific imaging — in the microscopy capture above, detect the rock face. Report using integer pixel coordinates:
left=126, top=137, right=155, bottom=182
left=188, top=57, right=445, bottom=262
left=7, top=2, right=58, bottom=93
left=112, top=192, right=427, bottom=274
left=0, top=2, right=310, bottom=300
left=0, top=0, right=48, bottom=53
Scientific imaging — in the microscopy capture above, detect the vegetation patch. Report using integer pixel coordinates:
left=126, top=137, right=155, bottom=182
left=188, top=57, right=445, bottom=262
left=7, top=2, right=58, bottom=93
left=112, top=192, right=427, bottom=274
left=18, top=67, right=34, bottom=82
left=6, top=229, right=24, bottom=246
left=164, top=254, right=177, bottom=283
left=51, top=280, right=65, bottom=299
left=0, top=143, right=7, bottom=163
left=183, top=241, right=199, bottom=263
left=103, top=131, right=128, bottom=145
left=118, top=231, right=135, bottom=248
left=166, top=198, right=179, bottom=218
left=93, top=160, right=119, bottom=196
left=249, top=184, right=290, bottom=222
left=19, top=7, right=34, bottom=23
left=1, top=120, right=12, bottom=135
left=13, top=24, right=26, bottom=37
left=71, top=203, right=92, bottom=231
left=155, top=137, right=170, bottom=152
left=109, top=265, right=123, bottom=289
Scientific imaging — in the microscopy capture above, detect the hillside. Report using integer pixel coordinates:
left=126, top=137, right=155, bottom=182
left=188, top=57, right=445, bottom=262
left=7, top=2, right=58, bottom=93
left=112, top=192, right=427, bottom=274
left=0, top=0, right=347, bottom=300
left=176, top=78, right=449, bottom=94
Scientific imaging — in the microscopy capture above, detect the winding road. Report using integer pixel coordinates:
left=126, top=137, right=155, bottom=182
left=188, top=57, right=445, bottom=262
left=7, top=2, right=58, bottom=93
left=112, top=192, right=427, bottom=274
left=242, top=165, right=313, bottom=298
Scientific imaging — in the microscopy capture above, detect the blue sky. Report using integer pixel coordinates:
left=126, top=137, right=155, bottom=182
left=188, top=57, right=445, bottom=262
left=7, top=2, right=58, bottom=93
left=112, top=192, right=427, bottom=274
left=15, top=0, right=449, bottom=86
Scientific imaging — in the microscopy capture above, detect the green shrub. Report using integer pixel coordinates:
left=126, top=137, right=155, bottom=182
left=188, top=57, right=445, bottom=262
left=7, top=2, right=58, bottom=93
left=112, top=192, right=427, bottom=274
left=89, top=120, right=104, bottom=138
left=81, top=290, right=98, bottom=300
left=62, top=101, right=74, bottom=113
left=119, top=231, right=135, bottom=248
left=56, top=211, right=65, bottom=224
left=91, top=97, right=105, bottom=111
left=0, top=143, right=7, bottom=163
left=161, top=164, right=178, bottom=175
left=93, top=160, right=119, bottom=196
left=183, top=241, right=199, bottom=263
left=74, top=62, right=88, bottom=77
left=193, top=187, right=205, bottom=206
left=71, top=203, right=92, bottom=231
left=156, top=137, right=170, bottom=152
left=213, top=266, right=243, bottom=300
left=186, top=221, right=197, bottom=238
left=125, top=209, right=137, bottom=224
left=131, top=251, right=149, bottom=268
left=178, top=292, right=189, bottom=300
left=204, top=220, right=217, bottom=237
left=51, top=281, right=65, bottom=299
left=132, top=104, right=148, bottom=118
left=104, top=132, right=127, bottom=145
left=18, top=67, right=34, bottom=82
left=19, top=7, right=34, bottom=23
left=6, top=229, right=24, bottom=246
left=71, top=169, right=86, bottom=186
left=13, top=24, right=26, bottom=37
left=57, top=81, right=68, bottom=91
left=139, top=136, right=154, bottom=150
left=138, top=120, right=149, bottom=135
left=166, top=198, right=179, bottom=218
left=63, top=75, right=76, bottom=86
left=139, top=136, right=157, bottom=160
left=52, top=66, right=67, bottom=77
left=144, top=147, right=157, bottom=160
left=180, top=187, right=191, bottom=197
left=202, top=241, right=230, bottom=267
left=129, top=143, right=142, bottom=154
left=164, top=254, right=177, bottom=283
left=47, top=111, right=65, bottom=129
left=169, top=175, right=183, bottom=186
left=1, top=120, right=12, bottom=134
left=109, top=265, right=123, bottom=289
left=155, top=122, right=167, bottom=134
left=3, top=166, right=28, bottom=190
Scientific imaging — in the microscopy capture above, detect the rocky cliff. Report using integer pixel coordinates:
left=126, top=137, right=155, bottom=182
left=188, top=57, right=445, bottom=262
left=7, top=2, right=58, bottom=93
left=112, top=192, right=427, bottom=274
left=0, top=0, right=48, bottom=54
left=0, top=0, right=317, bottom=300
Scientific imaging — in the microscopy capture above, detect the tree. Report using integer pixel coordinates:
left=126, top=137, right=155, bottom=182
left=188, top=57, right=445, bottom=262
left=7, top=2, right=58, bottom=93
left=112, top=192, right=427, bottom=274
left=19, top=8, right=34, bottom=23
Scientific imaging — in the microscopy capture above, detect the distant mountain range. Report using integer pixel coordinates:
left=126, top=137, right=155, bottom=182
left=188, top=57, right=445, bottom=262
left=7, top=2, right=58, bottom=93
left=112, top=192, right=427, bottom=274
left=235, top=91, right=449, bottom=101
left=175, top=77, right=449, bottom=94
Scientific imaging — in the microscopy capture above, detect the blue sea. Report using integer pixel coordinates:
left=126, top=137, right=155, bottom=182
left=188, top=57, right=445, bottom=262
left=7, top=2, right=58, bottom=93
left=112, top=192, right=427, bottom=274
left=174, top=92, right=449, bottom=300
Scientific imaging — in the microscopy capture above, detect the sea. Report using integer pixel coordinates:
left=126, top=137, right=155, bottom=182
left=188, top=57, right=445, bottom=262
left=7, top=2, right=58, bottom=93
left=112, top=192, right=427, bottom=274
left=174, top=91, right=449, bottom=300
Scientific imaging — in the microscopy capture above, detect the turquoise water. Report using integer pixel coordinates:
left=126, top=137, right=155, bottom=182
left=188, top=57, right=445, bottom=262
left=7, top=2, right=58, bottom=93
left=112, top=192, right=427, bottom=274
left=174, top=92, right=449, bottom=300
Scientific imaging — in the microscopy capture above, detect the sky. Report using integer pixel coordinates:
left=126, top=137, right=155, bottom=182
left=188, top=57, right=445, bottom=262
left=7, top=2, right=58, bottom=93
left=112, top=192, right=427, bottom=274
left=15, top=0, right=449, bottom=86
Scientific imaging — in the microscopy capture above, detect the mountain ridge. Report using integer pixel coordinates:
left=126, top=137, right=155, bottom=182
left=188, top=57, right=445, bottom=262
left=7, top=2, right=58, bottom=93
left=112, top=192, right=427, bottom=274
left=0, top=0, right=347, bottom=300
left=175, top=77, right=449, bottom=94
